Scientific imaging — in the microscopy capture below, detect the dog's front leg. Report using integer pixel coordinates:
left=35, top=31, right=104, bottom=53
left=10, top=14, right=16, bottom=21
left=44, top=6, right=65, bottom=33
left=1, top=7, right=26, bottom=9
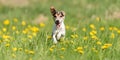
left=52, top=34, right=57, bottom=44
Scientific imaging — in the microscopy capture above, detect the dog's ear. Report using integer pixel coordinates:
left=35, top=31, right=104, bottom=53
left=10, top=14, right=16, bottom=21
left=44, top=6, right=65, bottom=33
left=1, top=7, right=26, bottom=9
left=50, top=6, right=56, bottom=16
left=61, top=11, right=65, bottom=16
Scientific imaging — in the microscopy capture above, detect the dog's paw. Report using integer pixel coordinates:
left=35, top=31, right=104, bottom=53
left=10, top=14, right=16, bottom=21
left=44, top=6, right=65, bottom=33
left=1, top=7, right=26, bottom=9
left=53, top=41, right=57, bottom=44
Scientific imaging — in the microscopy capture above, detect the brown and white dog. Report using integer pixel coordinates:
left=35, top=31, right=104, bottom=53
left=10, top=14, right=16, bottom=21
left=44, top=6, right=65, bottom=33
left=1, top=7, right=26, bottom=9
left=50, top=6, right=65, bottom=44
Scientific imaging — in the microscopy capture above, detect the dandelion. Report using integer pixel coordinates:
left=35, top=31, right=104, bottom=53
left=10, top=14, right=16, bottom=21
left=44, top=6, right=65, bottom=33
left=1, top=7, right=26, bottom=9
left=29, top=50, right=35, bottom=54
left=3, top=19, right=10, bottom=25
left=100, top=27, right=105, bottom=31
left=96, top=17, right=100, bottom=21
left=5, top=43, right=10, bottom=47
left=30, top=26, right=39, bottom=32
left=91, top=35, right=98, bottom=40
left=101, top=43, right=112, bottom=49
left=83, top=36, right=88, bottom=40
left=13, top=18, right=18, bottom=22
left=49, top=48, right=53, bottom=52
left=2, top=28, right=7, bottom=32
left=90, top=24, right=96, bottom=29
left=60, top=47, right=65, bottom=51
left=65, top=25, right=70, bottom=29
left=75, top=47, right=84, bottom=54
left=21, top=21, right=26, bottom=26
left=96, top=41, right=102, bottom=45
left=92, top=48, right=98, bottom=53
left=40, top=23, right=45, bottom=27
left=12, top=53, right=16, bottom=58
left=110, top=33, right=115, bottom=38
left=2, top=35, right=10, bottom=39
left=25, top=49, right=29, bottom=53
left=71, top=34, right=78, bottom=38
left=47, top=35, right=52, bottom=39
left=109, top=27, right=113, bottom=31
left=60, top=55, right=64, bottom=59
left=113, top=27, right=118, bottom=31
left=16, top=30, right=19, bottom=34
left=82, top=28, right=86, bottom=32
left=12, top=26, right=16, bottom=30
left=12, top=47, right=17, bottom=52
left=28, top=35, right=33, bottom=39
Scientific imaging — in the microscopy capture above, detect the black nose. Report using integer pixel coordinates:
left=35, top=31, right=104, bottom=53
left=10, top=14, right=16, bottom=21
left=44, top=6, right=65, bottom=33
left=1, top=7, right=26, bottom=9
left=55, top=20, right=59, bottom=24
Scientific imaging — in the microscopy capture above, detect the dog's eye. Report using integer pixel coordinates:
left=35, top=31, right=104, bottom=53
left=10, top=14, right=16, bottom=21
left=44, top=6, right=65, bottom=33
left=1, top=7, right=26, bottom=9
left=54, top=16, right=56, bottom=17
left=60, top=16, right=62, bottom=17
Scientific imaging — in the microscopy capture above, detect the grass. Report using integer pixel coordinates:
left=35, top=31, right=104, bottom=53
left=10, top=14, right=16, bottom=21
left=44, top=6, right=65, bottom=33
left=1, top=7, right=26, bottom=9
left=0, top=0, right=120, bottom=60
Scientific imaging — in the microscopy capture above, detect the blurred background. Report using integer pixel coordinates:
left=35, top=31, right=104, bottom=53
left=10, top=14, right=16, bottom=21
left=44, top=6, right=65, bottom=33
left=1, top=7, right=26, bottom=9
left=0, top=0, right=120, bottom=25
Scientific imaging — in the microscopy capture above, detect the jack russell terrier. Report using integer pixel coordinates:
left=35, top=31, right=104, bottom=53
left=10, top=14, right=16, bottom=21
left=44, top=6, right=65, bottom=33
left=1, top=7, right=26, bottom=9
left=50, top=6, right=65, bottom=44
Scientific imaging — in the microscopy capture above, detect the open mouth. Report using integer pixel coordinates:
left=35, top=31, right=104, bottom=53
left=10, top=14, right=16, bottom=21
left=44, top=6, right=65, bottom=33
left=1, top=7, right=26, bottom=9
left=55, top=21, right=60, bottom=28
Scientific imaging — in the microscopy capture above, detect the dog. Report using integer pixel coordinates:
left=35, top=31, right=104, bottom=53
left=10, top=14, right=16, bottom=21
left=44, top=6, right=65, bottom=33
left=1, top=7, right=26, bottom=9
left=50, top=6, right=65, bottom=44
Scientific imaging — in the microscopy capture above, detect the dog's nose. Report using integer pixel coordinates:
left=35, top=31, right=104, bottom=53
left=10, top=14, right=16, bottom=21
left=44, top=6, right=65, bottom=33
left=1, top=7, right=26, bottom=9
left=55, top=20, right=59, bottom=24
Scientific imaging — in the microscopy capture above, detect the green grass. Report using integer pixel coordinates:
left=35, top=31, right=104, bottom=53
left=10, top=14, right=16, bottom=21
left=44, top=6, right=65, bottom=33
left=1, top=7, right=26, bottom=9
left=0, top=0, right=120, bottom=60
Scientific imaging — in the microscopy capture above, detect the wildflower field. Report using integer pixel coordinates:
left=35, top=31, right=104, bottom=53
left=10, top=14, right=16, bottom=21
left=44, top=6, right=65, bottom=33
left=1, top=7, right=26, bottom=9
left=0, top=0, right=120, bottom=60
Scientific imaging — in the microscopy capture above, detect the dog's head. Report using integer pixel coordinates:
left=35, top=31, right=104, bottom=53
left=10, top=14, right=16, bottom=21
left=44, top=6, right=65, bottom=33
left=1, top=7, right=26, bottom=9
left=50, top=6, right=65, bottom=27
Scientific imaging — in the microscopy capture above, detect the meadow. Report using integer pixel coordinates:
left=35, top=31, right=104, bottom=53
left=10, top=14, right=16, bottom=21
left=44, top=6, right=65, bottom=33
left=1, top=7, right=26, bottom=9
left=0, top=0, right=120, bottom=60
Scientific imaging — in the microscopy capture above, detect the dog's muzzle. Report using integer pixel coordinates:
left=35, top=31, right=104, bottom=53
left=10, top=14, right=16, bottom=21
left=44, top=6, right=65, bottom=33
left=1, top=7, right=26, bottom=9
left=55, top=20, right=60, bottom=25
left=55, top=20, right=60, bottom=28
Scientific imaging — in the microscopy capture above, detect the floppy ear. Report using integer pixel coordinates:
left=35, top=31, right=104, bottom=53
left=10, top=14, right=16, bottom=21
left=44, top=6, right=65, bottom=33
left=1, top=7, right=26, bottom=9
left=61, top=11, right=65, bottom=16
left=50, top=6, right=56, bottom=16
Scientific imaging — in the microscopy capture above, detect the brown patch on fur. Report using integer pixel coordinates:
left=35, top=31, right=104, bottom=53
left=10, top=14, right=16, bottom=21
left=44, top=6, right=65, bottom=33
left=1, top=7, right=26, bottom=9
left=50, top=6, right=56, bottom=16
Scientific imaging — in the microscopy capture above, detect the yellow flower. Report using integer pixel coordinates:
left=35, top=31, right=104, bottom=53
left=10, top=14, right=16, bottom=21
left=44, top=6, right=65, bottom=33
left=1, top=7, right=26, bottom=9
left=13, top=18, right=18, bottom=22
left=30, top=26, right=39, bottom=32
left=96, top=17, right=100, bottom=21
left=2, top=28, right=7, bottom=32
left=60, top=55, right=64, bottom=59
left=110, top=33, right=115, bottom=38
left=29, top=50, right=35, bottom=54
left=91, top=35, right=98, bottom=40
left=113, top=27, right=118, bottom=31
left=90, top=30, right=97, bottom=36
left=12, top=53, right=16, bottom=58
left=47, top=36, right=52, bottom=39
left=83, top=36, right=88, bottom=40
left=16, top=30, right=19, bottom=34
left=109, top=27, right=113, bottom=31
left=82, top=28, right=86, bottom=32
left=96, top=41, right=102, bottom=45
left=2, top=35, right=10, bottom=39
left=3, top=19, right=10, bottom=25
left=32, top=33, right=37, bottom=36
left=61, top=48, right=65, bottom=51
left=49, top=48, right=53, bottom=52
left=5, top=43, right=10, bottom=47
left=21, top=21, right=26, bottom=26
left=25, top=49, right=29, bottom=53
left=90, top=24, right=96, bottom=29
left=101, top=43, right=112, bottom=49
left=40, top=23, right=45, bottom=27
left=12, top=47, right=17, bottom=52
left=28, top=35, right=33, bottom=39
left=100, top=27, right=105, bottom=31
left=78, top=50, right=84, bottom=54
left=71, top=34, right=78, bottom=38
left=65, top=25, right=70, bottom=29
left=12, top=26, right=16, bottom=30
